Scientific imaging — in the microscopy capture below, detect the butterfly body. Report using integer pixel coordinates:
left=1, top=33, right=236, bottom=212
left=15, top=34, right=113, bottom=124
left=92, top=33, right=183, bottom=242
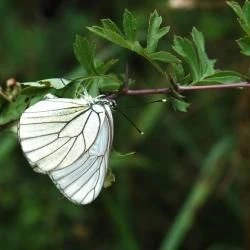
left=18, top=93, right=114, bottom=204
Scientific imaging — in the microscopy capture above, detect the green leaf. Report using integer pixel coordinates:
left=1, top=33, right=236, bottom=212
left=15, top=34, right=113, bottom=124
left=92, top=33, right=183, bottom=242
left=80, top=75, right=121, bottom=96
left=0, top=96, right=6, bottom=110
left=88, top=9, right=181, bottom=91
left=56, top=79, right=82, bottom=98
left=201, top=71, right=243, bottom=84
left=172, top=28, right=244, bottom=84
left=191, top=28, right=215, bottom=77
left=228, top=1, right=250, bottom=57
left=73, top=35, right=99, bottom=74
left=103, top=168, right=115, bottom=188
left=227, top=1, right=244, bottom=19
left=123, top=9, right=137, bottom=41
left=172, top=28, right=216, bottom=84
left=173, top=36, right=200, bottom=82
left=96, top=59, right=119, bottom=74
left=150, top=51, right=180, bottom=63
left=170, top=97, right=190, bottom=112
left=243, top=0, right=250, bottom=25
left=97, top=75, right=121, bottom=92
left=146, top=10, right=170, bottom=53
left=88, top=9, right=177, bottom=86
left=21, top=78, right=71, bottom=89
left=0, top=88, right=49, bottom=125
left=0, top=96, right=26, bottom=125
left=228, top=1, right=250, bottom=35
left=87, top=79, right=99, bottom=96
left=237, top=36, right=250, bottom=55
left=241, top=0, right=250, bottom=35
left=101, top=19, right=123, bottom=35
left=89, top=24, right=145, bottom=55
left=0, top=78, right=82, bottom=126
left=170, top=63, right=186, bottom=83
left=88, top=26, right=131, bottom=49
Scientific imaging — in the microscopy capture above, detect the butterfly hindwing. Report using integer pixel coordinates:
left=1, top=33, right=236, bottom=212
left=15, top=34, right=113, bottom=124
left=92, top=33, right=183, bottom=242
left=49, top=112, right=112, bottom=204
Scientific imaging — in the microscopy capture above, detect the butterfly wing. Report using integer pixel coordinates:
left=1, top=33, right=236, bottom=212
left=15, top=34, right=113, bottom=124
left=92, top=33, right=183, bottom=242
left=18, top=97, right=113, bottom=204
left=49, top=106, right=113, bottom=204
left=18, top=97, right=102, bottom=173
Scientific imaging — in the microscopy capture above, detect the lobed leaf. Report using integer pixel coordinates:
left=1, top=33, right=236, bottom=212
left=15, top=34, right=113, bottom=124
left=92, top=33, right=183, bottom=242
left=170, top=63, right=186, bottom=83
left=21, top=78, right=71, bottom=89
left=80, top=75, right=121, bottom=96
left=56, top=80, right=83, bottom=98
left=237, top=36, right=250, bottom=55
left=101, top=19, right=123, bottom=35
left=191, top=28, right=215, bottom=77
left=201, top=71, right=243, bottom=84
left=0, top=88, right=50, bottom=125
left=88, top=9, right=176, bottom=86
left=73, top=35, right=99, bottom=74
left=173, top=35, right=201, bottom=83
left=123, top=9, right=137, bottom=41
left=228, top=1, right=250, bottom=35
left=149, top=51, right=180, bottom=63
left=172, top=27, right=245, bottom=84
left=146, top=10, right=170, bottom=53
left=96, top=59, right=119, bottom=74
left=88, top=26, right=130, bottom=49
left=227, top=1, right=244, bottom=20
left=170, top=97, right=190, bottom=112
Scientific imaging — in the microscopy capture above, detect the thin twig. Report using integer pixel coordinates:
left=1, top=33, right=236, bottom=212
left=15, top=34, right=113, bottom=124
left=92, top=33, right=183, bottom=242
left=122, top=82, right=250, bottom=96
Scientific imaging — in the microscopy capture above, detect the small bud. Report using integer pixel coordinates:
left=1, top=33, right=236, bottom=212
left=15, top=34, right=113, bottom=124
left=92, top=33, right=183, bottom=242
left=6, top=78, right=17, bottom=88
left=168, top=0, right=196, bottom=9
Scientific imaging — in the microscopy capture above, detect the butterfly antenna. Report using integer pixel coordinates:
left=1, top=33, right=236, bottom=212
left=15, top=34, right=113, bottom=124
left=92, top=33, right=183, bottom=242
left=127, top=98, right=167, bottom=109
left=116, top=106, right=144, bottom=135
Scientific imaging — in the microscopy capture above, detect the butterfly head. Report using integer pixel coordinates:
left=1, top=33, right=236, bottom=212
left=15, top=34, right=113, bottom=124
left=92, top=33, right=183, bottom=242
left=94, top=95, right=116, bottom=110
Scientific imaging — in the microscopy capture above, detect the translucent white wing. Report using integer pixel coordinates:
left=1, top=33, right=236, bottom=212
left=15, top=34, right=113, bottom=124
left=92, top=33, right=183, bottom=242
left=18, top=96, right=113, bottom=205
left=18, top=97, right=104, bottom=173
left=49, top=112, right=112, bottom=204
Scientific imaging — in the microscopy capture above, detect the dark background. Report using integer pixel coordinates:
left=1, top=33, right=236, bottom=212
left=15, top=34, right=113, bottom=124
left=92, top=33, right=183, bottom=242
left=0, top=0, right=249, bottom=249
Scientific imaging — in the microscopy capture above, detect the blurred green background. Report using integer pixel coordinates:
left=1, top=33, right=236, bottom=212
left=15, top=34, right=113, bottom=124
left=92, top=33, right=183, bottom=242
left=0, top=0, right=249, bottom=249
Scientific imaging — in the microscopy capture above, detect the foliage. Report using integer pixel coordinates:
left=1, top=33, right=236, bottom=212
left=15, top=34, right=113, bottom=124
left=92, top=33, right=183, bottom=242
left=0, top=6, right=245, bottom=126
left=0, top=0, right=250, bottom=250
left=228, top=0, right=250, bottom=56
left=172, top=28, right=242, bottom=84
left=87, top=8, right=242, bottom=87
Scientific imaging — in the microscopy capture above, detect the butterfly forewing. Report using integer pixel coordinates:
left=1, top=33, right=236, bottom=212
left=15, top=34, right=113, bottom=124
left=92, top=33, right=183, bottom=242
left=18, top=95, right=113, bottom=204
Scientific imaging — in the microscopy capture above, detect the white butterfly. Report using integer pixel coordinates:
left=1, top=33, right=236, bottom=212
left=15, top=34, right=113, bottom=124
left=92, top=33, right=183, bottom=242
left=18, top=91, right=114, bottom=205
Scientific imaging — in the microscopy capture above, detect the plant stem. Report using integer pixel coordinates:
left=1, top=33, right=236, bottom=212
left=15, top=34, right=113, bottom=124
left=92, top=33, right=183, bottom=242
left=234, top=90, right=250, bottom=249
left=159, top=136, right=234, bottom=250
left=122, top=82, right=250, bottom=96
